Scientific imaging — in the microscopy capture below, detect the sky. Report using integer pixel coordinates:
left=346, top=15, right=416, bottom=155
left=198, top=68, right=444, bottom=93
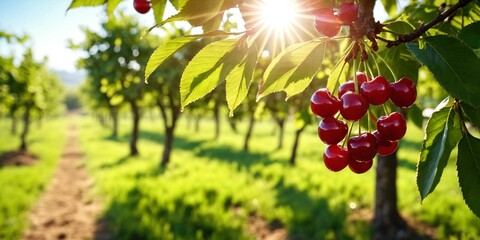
left=0, top=0, right=157, bottom=72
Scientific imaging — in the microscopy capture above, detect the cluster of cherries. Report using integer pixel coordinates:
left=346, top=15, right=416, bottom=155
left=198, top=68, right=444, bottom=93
left=310, top=73, right=417, bottom=173
left=314, top=2, right=358, bottom=37
left=133, top=0, right=151, bottom=14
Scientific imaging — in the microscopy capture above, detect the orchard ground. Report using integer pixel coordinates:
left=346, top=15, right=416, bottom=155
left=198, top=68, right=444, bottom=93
left=1, top=113, right=479, bottom=239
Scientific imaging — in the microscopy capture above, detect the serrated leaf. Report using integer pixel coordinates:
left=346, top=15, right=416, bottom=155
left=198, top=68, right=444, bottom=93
left=457, top=133, right=480, bottom=219
left=458, top=22, right=480, bottom=58
left=407, top=36, right=480, bottom=108
left=258, top=40, right=327, bottom=100
left=169, top=0, right=188, bottom=9
left=145, top=36, right=197, bottom=81
left=226, top=44, right=258, bottom=116
left=151, top=0, right=167, bottom=23
left=162, top=0, right=224, bottom=26
left=417, top=98, right=462, bottom=200
left=461, top=102, right=480, bottom=129
left=67, top=0, right=106, bottom=10
left=180, top=38, right=245, bottom=109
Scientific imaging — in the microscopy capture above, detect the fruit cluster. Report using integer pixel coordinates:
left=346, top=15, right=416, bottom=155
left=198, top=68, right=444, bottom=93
left=310, top=73, right=417, bottom=173
left=133, top=0, right=151, bottom=14
left=314, top=2, right=358, bottom=37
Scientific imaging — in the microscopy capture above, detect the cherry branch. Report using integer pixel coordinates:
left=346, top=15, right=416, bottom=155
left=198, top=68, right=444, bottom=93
left=383, top=0, right=474, bottom=47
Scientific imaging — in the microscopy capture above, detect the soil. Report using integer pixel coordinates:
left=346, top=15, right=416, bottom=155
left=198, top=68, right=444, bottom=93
left=0, top=151, right=38, bottom=167
left=22, top=120, right=111, bottom=240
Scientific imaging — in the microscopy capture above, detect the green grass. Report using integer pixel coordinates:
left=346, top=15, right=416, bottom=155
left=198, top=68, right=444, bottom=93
left=79, top=114, right=480, bottom=239
left=0, top=118, right=67, bottom=240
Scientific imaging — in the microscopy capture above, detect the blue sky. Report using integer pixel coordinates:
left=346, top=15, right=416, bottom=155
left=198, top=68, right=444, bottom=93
left=0, top=0, right=157, bottom=72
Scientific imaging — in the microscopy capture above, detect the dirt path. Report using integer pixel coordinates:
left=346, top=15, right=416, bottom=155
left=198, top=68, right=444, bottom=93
left=23, top=118, right=109, bottom=240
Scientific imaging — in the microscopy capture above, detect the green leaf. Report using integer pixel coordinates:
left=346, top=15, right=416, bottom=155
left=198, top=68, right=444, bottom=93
left=407, top=36, right=480, bottom=108
left=326, top=57, right=348, bottom=95
left=162, top=0, right=224, bottom=26
left=106, top=0, right=123, bottom=16
left=381, top=0, right=397, bottom=16
left=377, top=44, right=419, bottom=82
left=461, top=102, right=480, bottom=129
left=169, top=0, right=188, bottom=9
left=67, top=0, right=106, bottom=10
left=457, top=133, right=480, bottom=219
left=180, top=38, right=245, bottom=109
left=258, top=40, right=327, bottom=100
left=409, top=104, right=424, bottom=129
left=145, top=36, right=197, bottom=81
left=151, top=0, right=167, bottom=23
left=417, top=98, right=462, bottom=200
left=226, top=44, right=258, bottom=116
left=458, top=22, right=480, bottom=58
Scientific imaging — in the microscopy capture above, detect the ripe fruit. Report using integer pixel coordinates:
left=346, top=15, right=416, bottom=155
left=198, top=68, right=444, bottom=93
left=314, top=8, right=342, bottom=37
left=318, top=117, right=348, bottom=144
left=323, top=145, right=350, bottom=172
left=390, top=77, right=417, bottom=108
left=340, top=92, right=368, bottom=121
left=337, top=2, right=359, bottom=24
left=360, top=76, right=390, bottom=105
left=338, top=72, right=368, bottom=98
left=349, top=159, right=373, bottom=174
left=133, top=0, right=151, bottom=14
left=347, top=132, right=378, bottom=162
left=377, top=112, right=407, bottom=141
left=310, top=88, right=341, bottom=118
left=373, top=130, right=398, bottom=156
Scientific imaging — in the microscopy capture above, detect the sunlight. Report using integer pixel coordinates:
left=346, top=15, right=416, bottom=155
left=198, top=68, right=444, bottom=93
left=259, top=0, right=299, bottom=30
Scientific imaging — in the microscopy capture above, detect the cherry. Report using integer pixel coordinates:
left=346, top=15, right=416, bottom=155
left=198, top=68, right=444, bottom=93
left=338, top=72, right=368, bottom=98
left=310, top=88, right=341, bottom=118
left=323, top=145, right=350, bottom=172
left=349, top=159, right=373, bottom=174
left=133, top=0, right=151, bottom=14
left=347, top=132, right=378, bottom=162
left=377, top=112, right=407, bottom=141
left=314, top=8, right=342, bottom=37
left=360, top=75, right=390, bottom=105
left=373, top=130, right=398, bottom=156
left=390, top=77, right=417, bottom=108
left=318, top=117, right=348, bottom=144
left=337, top=2, right=358, bottom=24
left=340, top=92, right=368, bottom=121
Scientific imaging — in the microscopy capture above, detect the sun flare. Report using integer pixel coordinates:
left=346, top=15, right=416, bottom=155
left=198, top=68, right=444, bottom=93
left=259, top=0, right=299, bottom=30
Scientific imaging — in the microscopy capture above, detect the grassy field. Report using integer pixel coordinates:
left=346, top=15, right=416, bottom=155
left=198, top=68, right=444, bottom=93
left=78, top=113, right=480, bottom=239
left=0, top=118, right=67, bottom=239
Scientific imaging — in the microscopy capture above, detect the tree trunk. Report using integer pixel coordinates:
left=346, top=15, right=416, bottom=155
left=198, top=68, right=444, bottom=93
left=289, top=127, right=304, bottom=166
left=19, top=108, right=31, bottom=151
left=161, top=127, right=174, bottom=167
left=243, top=114, right=255, bottom=152
left=373, top=150, right=409, bottom=240
left=11, top=117, right=17, bottom=135
left=110, top=107, right=119, bottom=138
left=213, top=102, right=220, bottom=140
left=129, top=102, right=140, bottom=156
left=275, top=118, right=285, bottom=150
left=228, top=118, right=238, bottom=134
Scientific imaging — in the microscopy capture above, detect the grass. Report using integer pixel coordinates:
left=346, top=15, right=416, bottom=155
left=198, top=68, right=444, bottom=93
left=0, top=117, right=67, bottom=239
left=78, top=114, right=480, bottom=239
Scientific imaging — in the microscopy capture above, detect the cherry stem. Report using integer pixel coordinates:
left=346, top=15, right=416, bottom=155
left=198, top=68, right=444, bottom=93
left=382, top=104, right=389, bottom=116
left=370, top=48, right=398, bottom=81
left=367, top=110, right=371, bottom=132
left=353, top=58, right=360, bottom=93
left=332, top=42, right=355, bottom=94
left=343, top=121, right=356, bottom=148
left=383, top=0, right=474, bottom=47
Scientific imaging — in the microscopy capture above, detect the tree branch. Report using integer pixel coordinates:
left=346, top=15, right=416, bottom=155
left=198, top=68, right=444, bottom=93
left=384, top=0, right=474, bottom=47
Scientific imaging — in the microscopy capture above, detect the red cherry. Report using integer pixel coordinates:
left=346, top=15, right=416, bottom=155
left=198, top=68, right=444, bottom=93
left=390, top=77, right=417, bottom=108
left=349, top=159, right=373, bottom=174
left=347, top=132, right=378, bottom=162
left=337, top=2, right=359, bottom=24
left=318, top=117, right=348, bottom=144
left=360, top=76, right=390, bottom=105
left=377, top=112, right=407, bottom=141
left=310, top=88, right=341, bottom=118
left=133, top=0, right=151, bottom=14
left=340, top=92, right=368, bottom=121
left=338, top=72, right=368, bottom=98
left=373, top=130, right=398, bottom=156
left=314, top=8, right=342, bottom=37
left=323, top=145, right=350, bottom=172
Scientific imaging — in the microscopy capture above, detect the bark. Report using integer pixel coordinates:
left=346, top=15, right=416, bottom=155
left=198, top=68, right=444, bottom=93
left=109, top=107, right=119, bottom=138
left=373, top=150, right=409, bottom=240
left=129, top=101, right=140, bottom=156
left=161, top=127, right=174, bottom=166
left=243, top=113, right=255, bottom=152
left=157, top=94, right=180, bottom=167
left=11, top=117, right=17, bottom=135
left=228, top=118, right=238, bottom=134
left=289, top=126, right=304, bottom=166
left=19, top=107, right=31, bottom=151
